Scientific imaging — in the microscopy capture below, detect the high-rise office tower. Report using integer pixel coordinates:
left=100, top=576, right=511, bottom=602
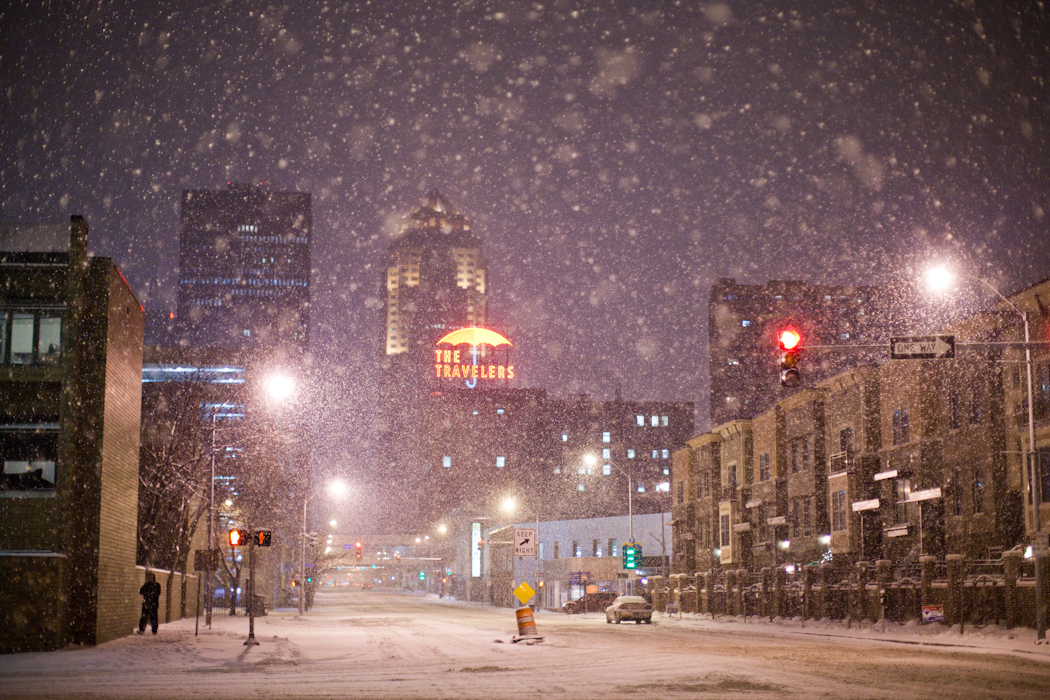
left=382, top=190, right=487, bottom=362
left=176, top=183, right=311, bottom=352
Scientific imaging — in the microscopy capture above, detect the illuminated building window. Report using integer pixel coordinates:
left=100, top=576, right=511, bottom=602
left=496, top=456, right=505, bottom=468
left=742, top=319, right=752, bottom=327
left=652, top=450, right=659, bottom=459
left=663, top=468, right=669, bottom=475
left=651, top=415, right=658, bottom=426
left=661, top=415, right=669, bottom=426
left=636, top=415, right=644, bottom=426
left=637, top=484, right=646, bottom=493
left=442, top=456, right=452, bottom=468
left=496, top=408, right=505, bottom=415
left=661, top=449, right=669, bottom=459
left=578, top=466, right=587, bottom=474
left=562, top=433, right=568, bottom=442
left=602, top=431, right=611, bottom=443
left=602, top=448, right=610, bottom=459
left=627, top=449, right=635, bottom=459
left=578, top=483, right=585, bottom=492
left=603, top=464, right=611, bottom=476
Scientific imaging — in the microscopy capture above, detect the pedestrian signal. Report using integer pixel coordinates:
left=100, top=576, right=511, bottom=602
left=256, top=530, right=272, bottom=547
left=228, top=529, right=244, bottom=547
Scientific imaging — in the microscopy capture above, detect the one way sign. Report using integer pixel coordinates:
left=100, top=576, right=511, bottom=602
left=514, top=528, right=536, bottom=557
left=890, top=335, right=955, bottom=360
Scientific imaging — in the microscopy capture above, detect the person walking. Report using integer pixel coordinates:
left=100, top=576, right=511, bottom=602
left=138, top=573, right=162, bottom=635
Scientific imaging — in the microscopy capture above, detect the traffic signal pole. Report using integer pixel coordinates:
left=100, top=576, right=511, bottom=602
left=245, top=529, right=259, bottom=646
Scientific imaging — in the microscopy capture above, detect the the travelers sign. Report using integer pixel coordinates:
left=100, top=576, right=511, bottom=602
left=435, top=327, right=514, bottom=388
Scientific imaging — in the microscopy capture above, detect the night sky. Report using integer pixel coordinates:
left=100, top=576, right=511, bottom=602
left=3, top=1, right=1050, bottom=501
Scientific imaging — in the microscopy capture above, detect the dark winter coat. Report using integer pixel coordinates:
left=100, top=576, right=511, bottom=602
left=140, top=580, right=161, bottom=610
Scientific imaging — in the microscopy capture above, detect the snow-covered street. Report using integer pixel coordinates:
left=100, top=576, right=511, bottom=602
left=2, top=588, right=1049, bottom=699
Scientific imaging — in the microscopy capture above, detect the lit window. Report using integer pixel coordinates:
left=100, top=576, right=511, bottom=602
left=637, top=484, right=646, bottom=493
left=578, top=483, right=585, bottom=492
left=627, top=449, right=635, bottom=459
left=636, top=415, right=644, bottom=426
left=742, top=319, right=752, bottom=327
left=243, top=329, right=251, bottom=337
left=661, top=415, right=669, bottom=426
left=661, top=449, right=669, bottom=459
left=602, top=464, right=611, bottom=476
left=663, top=468, right=670, bottom=475
left=652, top=450, right=659, bottom=458
left=602, top=431, right=611, bottom=443
left=602, top=448, right=610, bottom=459
left=496, top=456, right=505, bottom=468
left=496, top=408, right=505, bottom=415
left=442, top=456, right=452, bottom=468
left=651, top=415, right=658, bottom=426
left=578, top=466, right=587, bottom=474
left=562, top=433, right=569, bottom=442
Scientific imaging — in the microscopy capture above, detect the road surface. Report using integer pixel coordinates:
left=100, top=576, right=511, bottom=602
left=1, top=589, right=1048, bottom=699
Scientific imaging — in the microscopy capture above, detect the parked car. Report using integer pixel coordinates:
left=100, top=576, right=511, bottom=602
left=563, top=591, right=618, bottom=614
left=605, top=595, right=653, bottom=624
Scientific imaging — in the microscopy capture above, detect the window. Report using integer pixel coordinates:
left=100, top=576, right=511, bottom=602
left=652, top=449, right=659, bottom=459
left=790, top=438, right=809, bottom=473
left=892, top=408, right=910, bottom=445
left=561, top=433, right=568, bottom=442
left=661, top=415, right=669, bottom=426
left=948, top=386, right=961, bottom=430
left=495, top=456, right=505, bottom=468
left=728, top=464, right=738, bottom=491
left=973, top=467, right=985, bottom=514
left=577, top=483, right=585, bottom=491
left=637, top=483, right=646, bottom=493
left=759, top=453, right=770, bottom=481
left=651, top=415, right=659, bottom=427
left=792, top=497, right=813, bottom=537
left=720, top=514, right=731, bottom=547
left=1, top=425, right=59, bottom=492
left=608, top=538, right=616, bottom=557
left=496, top=408, right=505, bottom=415
left=442, top=456, right=451, bottom=468
left=661, top=449, right=669, bottom=459
left=553, top=541, right=560, bottom=559
left=741, top=319, right=752, bottom=327
left=573, top=540, right=581, bottom=557
left=839, top=427, right=854, bottom=454
left=626, top=448, right=635, bottom=459
left=636, top=415, right=644, bottom=426
left=677, top=481, right=685, bottom=504
left=970, top=385, right=982, bottom=424
left=953, top=468, right=963, bottom=516
left=602, top=448, right=610, bottom=459
left=602, top=431, right=611, bottom=443
left=2, top=310, right=63, bottom=365
left=831, top=489, right=847, bottom=531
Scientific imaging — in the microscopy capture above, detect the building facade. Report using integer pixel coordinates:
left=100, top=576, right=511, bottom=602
left=676, top=278, right=1050, bottom=577
left=1, top=217, right=145, bottom=652
left=176, top=183, right=311, bottom=353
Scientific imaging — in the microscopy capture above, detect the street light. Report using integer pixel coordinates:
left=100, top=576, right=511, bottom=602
left=300, top=479, right=347, bottom=616
left=927, top=264, right=1044, bottom=641
left=501, top=497, right=542, bottom=609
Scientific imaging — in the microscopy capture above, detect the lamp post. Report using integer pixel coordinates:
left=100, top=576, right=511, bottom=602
left=584, top=454, right=633, bottom=542
left=927, top=266, right=1044, bottom=641
left=299, top=479, right=347, bottom=616
left=501, top=498, right=542, bottom=608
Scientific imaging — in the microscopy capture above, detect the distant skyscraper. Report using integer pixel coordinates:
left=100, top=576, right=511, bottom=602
left=176, top=183, right=311, bottom=351
left=382, top=190, right=488, bottom=360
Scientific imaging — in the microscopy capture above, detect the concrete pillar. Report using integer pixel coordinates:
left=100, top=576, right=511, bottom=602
left=735, top=569, right=748, bottom=616
left=946, top=554, right=965, bottom=628
left=856, top=561, right=870, bottom=621
left=774, top=566, right=787, bottom=619
left=1003, top=550, right=1021, bottom=629
left=920, top=555, right=937, bottom=611
left=651, top=576, right=665, bottom=612
left=820, top=562, right=833, bottom=620
left=803, top=565, right=817, bottom=621
left=761, top=567, right=772, bottom=620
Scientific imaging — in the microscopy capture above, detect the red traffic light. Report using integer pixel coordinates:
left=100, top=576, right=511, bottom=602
left=228, top=529, right=244, bottom=547
left=778, top=329, right=801, bottom=350
left=355, top=541, right=363, bottom=559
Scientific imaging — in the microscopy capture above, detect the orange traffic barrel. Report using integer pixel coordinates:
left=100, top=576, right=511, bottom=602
left=514, top=606, right=541, bottom=641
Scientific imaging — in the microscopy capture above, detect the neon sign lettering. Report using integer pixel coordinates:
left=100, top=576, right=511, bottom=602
left=435, top=328, right=514, bottom=387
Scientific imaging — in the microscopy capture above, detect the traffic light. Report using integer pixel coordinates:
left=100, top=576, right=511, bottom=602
left=228, top=529, right=244, bottom=547
left=255, top=530, right=272, bottom=547
left=622, top=542, right=641, bottom=570
left=778, top=328, right=802, bottom=388
left=419, top=571, right=426, bottom=580
left=355, top=541, right=363, bottom=559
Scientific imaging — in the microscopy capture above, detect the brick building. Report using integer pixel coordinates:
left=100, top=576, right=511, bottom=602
left=1, top=217, right=145, bottom=652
